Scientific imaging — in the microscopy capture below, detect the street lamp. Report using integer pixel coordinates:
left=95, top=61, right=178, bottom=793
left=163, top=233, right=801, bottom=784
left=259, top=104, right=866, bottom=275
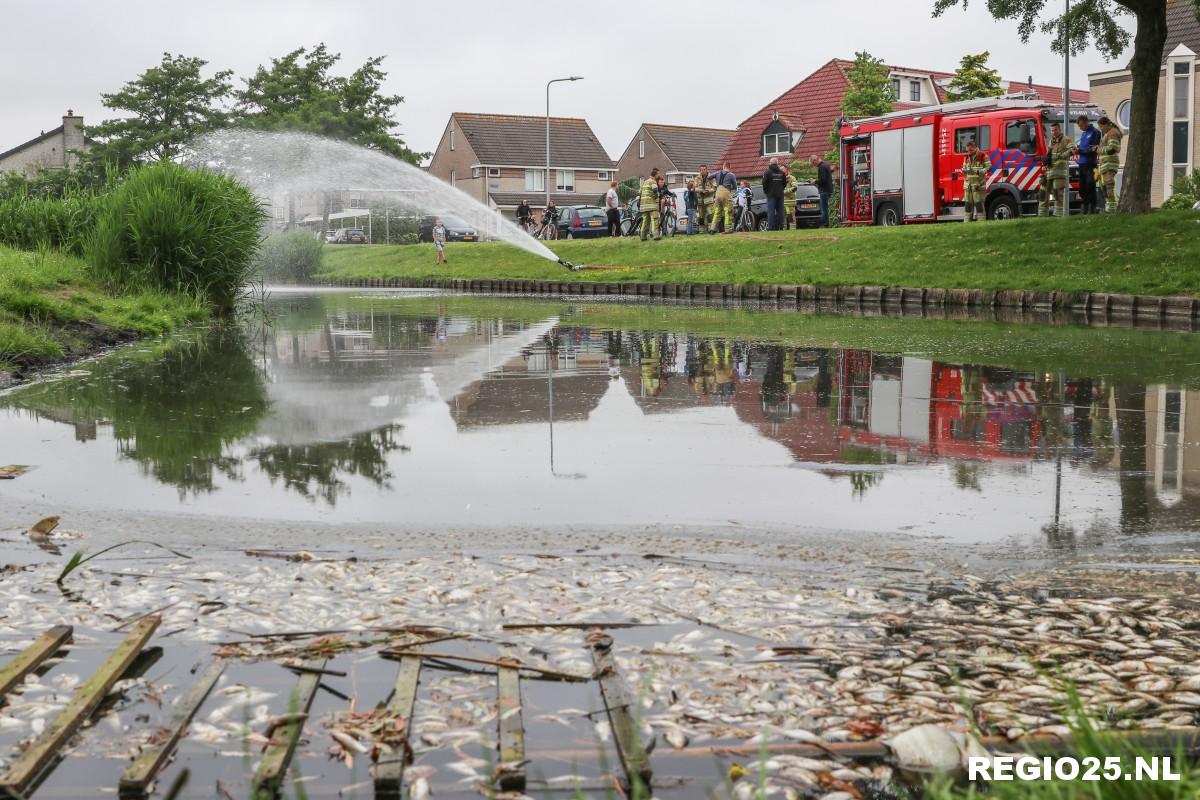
left=1062, top=0, right=1071, bottom=217
left=546, top=76, right=583, bottom=211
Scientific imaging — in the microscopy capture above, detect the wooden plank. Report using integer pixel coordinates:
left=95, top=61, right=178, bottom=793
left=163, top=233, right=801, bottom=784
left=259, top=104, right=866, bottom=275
left=0, top=617, right=158, bottom=797
left=0, top=625, right=72, bottom=698
left=588, top=634, right=652, bottom=792
left=251, top=659, right=324, bottom=799
left=374, top=655, right=422, bottom=799
left=118, top=658, right=226, bottom=797
left=495, top=654, right=526, bottom=792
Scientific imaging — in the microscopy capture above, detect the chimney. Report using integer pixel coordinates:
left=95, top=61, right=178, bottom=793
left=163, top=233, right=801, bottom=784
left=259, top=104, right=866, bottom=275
left=62, top=109, right=84, bottom=170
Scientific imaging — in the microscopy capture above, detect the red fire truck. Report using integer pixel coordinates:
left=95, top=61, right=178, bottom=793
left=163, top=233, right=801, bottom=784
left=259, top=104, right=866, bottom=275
left=838, top=95, right=1104, bottom=226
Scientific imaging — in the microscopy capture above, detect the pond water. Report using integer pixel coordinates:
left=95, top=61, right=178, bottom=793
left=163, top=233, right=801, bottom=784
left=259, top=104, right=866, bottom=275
left=2, top=290, right=1198, bottom=548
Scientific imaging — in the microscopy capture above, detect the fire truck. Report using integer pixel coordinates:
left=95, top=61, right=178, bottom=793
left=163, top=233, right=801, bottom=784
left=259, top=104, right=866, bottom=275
left=838, top=95, right=1104, bottom=226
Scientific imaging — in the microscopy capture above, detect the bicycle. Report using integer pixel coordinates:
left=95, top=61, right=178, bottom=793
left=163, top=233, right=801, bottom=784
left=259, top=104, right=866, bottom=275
left=534, top=212, right=560, bottom=241
left=734, top=193, right=757, bottom=232
left=621, top=195, right=677, bottom=238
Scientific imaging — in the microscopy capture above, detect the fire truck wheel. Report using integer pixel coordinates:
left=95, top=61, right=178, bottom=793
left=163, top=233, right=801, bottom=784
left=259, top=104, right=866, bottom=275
left=987, top=195, right=1019, bottom=221
left=875, top=202, right=901, bottom=227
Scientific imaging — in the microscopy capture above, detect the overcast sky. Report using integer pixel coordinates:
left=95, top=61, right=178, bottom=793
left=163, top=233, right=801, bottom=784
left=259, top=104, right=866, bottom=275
left=2, top=0, right=1125, bottom=161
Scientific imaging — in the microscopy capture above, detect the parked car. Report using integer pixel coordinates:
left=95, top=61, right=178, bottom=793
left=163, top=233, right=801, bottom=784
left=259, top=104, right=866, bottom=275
left=418, top=214, right=478, bottom=243
left=792, top=183, right=824, bottom=229
left=323, top=230, right=338, bottom=243
left=556, top=206, right=610, bottom=239
left=331, top=227, right=368, bottom=244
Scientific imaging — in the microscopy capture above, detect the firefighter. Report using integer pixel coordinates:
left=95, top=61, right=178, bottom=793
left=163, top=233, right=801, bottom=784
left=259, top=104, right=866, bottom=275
left=639, top=167, right=661, bottom=240
left=782, top=165, right=798, bottom=229
left=1041, top=122, right=1076, bottom=217
left=694, top=165, right=714, bottom=234
left=961, top=140, right=990, bottom=222
left=708, top=162, right=738, bottom=233
left=1097, top=116, right=1122, bottom=213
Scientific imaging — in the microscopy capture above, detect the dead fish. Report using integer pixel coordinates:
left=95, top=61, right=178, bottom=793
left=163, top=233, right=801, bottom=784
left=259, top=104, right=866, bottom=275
left=27, top=516, right=59, bottom=536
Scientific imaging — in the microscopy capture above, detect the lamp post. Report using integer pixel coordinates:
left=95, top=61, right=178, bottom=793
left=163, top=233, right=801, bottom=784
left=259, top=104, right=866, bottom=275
left=546, top=76, right=583, bottom=211
left=1062, top=0, right=1071, bottom=217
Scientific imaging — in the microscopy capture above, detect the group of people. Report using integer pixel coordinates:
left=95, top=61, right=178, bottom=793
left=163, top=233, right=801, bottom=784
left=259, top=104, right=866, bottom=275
left=960, top=114, right=1123, bottom=222
left=626, top=156, right=836, bottom=241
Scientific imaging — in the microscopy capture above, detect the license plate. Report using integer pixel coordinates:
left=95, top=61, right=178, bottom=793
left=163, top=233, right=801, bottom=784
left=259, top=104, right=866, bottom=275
left=589, top=220, right=603, bottom=226
left=462, top=236, right=475, bottom=241
left=801, top=203, right=818, bottom=209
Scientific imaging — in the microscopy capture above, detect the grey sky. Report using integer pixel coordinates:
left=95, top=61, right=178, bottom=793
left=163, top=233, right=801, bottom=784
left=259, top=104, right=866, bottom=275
left=2, top=0, right=1124, bottom=161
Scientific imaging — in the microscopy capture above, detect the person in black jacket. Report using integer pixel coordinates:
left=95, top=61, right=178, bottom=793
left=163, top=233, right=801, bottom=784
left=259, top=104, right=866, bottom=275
left=810, top=155, right=834, bottom=227
left=762, top=158, right=786, bottom=231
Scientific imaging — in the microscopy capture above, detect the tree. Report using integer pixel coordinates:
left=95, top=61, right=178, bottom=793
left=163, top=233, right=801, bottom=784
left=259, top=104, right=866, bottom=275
left=945, top=51, right=1004, bottom=101
left=931, top=0, right=1198, bottom=213
left=840, top=51, right=896, bottom=121
left=235, top=44, right=422, bottom=164
left=85, top=53, right=233, bottom=167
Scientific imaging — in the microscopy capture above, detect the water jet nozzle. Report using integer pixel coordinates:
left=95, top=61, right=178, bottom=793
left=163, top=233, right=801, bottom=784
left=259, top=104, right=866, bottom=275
left=558, top=258, right=581, bottom=272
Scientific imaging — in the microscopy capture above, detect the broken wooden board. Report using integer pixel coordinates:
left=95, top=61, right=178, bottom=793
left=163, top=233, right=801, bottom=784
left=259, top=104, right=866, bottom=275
left=0, top=625, right=71, bottom=699
left=588, top=634, right=653, bottom=793
left=495, top=653, right=526, bottom=792
left=374, top=655, right=422, bottom=799
left=250, top=659, right=324, bottom=799
left=0, top=617, right=159, bottom=797
left=118, top=658, right=225, bottom=797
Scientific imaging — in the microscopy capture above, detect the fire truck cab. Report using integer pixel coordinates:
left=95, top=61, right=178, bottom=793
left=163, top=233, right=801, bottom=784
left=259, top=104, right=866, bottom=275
left=839, top=95, right=1104, bottom=226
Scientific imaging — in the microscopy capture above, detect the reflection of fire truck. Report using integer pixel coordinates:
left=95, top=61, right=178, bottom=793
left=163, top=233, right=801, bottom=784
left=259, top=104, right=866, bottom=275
left=839, top=95, right=1103, bottom=226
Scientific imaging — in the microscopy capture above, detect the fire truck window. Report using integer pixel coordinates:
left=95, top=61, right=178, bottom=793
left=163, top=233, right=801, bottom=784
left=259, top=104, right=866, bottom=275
left=1005, top=120, right=1037, bottom=154
left=954, top=127, right=989, bottom=153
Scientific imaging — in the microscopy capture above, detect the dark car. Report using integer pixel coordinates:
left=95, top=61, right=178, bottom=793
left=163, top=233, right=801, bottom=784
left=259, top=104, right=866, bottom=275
left=556, top=206, right=610, bottom=239
left=332, top=227, right=368, bottom=244
left=792, top=183, right=823, bottom=228
left=418, top=214, right=478, bottom=243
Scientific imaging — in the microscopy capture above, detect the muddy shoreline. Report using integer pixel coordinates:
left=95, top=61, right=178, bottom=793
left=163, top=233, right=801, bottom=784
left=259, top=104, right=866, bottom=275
left=0, top=320, right=139, bottom=389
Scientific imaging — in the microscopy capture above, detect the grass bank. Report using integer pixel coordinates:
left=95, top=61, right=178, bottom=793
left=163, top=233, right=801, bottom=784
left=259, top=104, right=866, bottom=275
left=0, top=245, right=206, bottom=377
left=318, top=210, right=1200, bottom=296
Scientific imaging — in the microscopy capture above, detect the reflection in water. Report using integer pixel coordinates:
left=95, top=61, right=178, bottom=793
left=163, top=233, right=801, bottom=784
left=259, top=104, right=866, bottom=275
left=2, top=294, right=1198, bottom=541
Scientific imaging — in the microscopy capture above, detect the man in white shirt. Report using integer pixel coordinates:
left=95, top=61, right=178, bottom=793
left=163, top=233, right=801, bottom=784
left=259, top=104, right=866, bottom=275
left=604, top=181, right=621, bottom=237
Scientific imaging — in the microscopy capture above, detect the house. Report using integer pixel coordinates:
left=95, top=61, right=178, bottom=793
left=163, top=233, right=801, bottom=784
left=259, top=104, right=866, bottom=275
left=427, top=113, right=616, bottom=220
left=717, top=59, right=1089, bottom=179
left=0, top=111, right=89, bottom=175
left=615, top=123, right=735, bottom=188
left=1089, top=0, right=1199, bottom=205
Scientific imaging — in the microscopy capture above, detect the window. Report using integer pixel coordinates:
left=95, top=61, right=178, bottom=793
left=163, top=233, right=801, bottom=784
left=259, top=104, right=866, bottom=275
left=450, top=170, right=456, bottom=186
left=762, top=132, right=792, bottom=156
left=349, top=196, right=366, bottom=209
left=488, top=167, right=501, bottom=177
left=1176, top=62, right=1192, bottom=75
left=1174, top=76, right=1190, bottom=119
left=954, top=126, right=990, bottom=153
left=638, top=140, right=645, bottom=158
left=1005, top=119, right=1038, bottom=155
left=1116, top=99, right=1131, bottom=130
left=909, top=80, right=921, bottom=102
left=471, top=167, right=482, bottom=178
left=556, top=169, right=575, bottom=192
left=891, top=78, right=901, bottom=100
left=524, top=169, right=544, bottom=192
left=1172, top=121, right=1189, bottom=165
left=597, top=170, right=609, bottom=181
left=450, top=129, right=455, bottom=151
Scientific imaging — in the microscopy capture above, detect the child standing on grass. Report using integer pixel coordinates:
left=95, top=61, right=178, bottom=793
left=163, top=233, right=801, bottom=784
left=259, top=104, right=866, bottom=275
left=432, top=218, right=447, bottom=264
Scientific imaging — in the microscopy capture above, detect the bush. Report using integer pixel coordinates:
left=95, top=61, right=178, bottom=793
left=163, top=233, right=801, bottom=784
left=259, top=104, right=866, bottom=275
left=87, top=162, right=265, bottom=314
left=0, top=190, right=102, bottom=255
left=256, top=230, right=324, bottom=283
left=1161, top=193, right=1198, bottom=210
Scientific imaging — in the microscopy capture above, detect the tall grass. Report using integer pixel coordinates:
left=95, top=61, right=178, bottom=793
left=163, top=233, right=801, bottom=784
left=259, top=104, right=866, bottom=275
left=87, top=162, right=266, bottom=314
left=256, top=230, right=323, bottom=283
left=0, top=189, right=102, bottom=255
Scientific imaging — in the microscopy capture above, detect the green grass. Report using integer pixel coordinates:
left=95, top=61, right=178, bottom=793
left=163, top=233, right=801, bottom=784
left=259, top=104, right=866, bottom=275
left=318, top=210, right=1200, bottom=296
left=0, top=244, right=206, bottom=372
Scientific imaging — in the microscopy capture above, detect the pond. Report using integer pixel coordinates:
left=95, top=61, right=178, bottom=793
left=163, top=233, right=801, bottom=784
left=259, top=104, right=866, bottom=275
left=2, top=290, right=1198, bottom=550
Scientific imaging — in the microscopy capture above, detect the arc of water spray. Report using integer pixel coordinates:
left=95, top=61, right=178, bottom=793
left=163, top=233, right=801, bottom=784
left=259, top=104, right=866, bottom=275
left=187, top=130, right=580, bottom=271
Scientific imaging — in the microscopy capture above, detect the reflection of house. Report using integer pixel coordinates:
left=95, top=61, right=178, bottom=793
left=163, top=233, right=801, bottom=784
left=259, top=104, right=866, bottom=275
left=0, top=111, right=90, bottom=175
left=615, top=123, right=734, bottom=188
left=428, top=113, right=616, bottom=220
left=1090, top=1, right=1199, bottom=204
left=1146, top=387, right=1199, bottom=505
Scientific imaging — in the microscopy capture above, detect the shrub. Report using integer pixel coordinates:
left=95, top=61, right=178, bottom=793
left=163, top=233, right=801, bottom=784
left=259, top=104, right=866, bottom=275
left=1161, top=193, right=1198, bottom=211
left=0, top=190, right=101, bottom=255
left=87, top=162, right=265, bottom=314
left=256, top=230, right=324, bottom=283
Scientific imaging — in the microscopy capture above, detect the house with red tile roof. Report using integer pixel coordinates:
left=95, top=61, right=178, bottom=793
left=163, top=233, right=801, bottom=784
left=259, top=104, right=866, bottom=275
left=717, top=59, right=1089, bottom=179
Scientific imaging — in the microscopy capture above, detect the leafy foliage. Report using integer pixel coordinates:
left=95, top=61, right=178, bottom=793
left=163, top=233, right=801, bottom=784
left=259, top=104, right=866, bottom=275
left=840, top=52, right=895, bottom=120
left=235, top=44, right=424, bottom=163
left=932, top=0, right=1131, bottom=59
left=945, top=52, right=1004, bottom=101
left=0, top=188, right=102, bottom=255
left=86, top=161, right=266, bottom=313
left=1160, top=168, right=1200, bottom=209
left=85, top=53, right=233, bottom=168
left=256, top=230, right=325, bottom=282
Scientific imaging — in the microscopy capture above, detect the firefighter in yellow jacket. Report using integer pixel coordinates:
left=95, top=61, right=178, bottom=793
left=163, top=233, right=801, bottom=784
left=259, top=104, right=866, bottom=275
left=961, top=141, right=990, bottom=222
left=1097, top=116, right=1122, bottom=213
left=639, top=167, right=661, bottom=240
left=1040, top=123, right=1076, bottom=217
left=782, top=166, right=798, bottom=229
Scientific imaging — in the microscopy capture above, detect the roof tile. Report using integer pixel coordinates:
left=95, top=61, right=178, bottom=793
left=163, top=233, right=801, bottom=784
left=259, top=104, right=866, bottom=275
left=452, top=113, right=614, bottom=169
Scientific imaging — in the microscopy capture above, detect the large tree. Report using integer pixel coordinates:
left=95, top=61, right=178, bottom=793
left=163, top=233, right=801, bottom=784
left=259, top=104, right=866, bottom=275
left=86, top=53, right=233, bottom=167
left=945, top=51, right=1004, bottom=101
left=234, top=44, right=421, bottom=164
left=827, top=52, right=896, bottom=161
left=932, top=0, right=1196, bottom=213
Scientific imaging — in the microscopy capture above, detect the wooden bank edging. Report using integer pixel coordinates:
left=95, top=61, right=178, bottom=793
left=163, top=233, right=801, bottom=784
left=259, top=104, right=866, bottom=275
left=319, top=277, right=1200, bottom=322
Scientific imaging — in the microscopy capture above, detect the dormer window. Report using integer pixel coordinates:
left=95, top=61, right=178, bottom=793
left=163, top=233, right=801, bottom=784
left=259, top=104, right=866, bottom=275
left=761, top=114, right=796, bottom=157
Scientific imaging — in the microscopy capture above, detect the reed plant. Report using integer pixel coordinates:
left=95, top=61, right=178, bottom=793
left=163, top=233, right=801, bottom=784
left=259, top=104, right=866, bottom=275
left=86, top=161, right=265, bottom=314
left=256, top=229, right=324, bottom=283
